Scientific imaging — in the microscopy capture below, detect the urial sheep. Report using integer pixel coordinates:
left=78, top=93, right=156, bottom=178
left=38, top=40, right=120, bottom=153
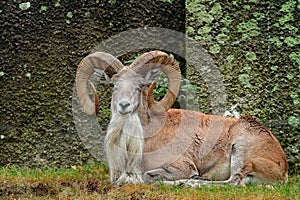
left=76, top=50, right=288, bottom=186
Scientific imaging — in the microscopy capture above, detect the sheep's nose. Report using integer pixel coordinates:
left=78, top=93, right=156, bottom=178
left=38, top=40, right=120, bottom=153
left=119, top=101, right=130, bottom=110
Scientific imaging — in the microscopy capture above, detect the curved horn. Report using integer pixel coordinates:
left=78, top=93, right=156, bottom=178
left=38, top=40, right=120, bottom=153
left=76, top=52, right=124, bottom=116
left=146, top=82, right=156, bottom=108
left=129, top=51, right=181, bottom=113
left=88, top=81, right=99, bottom=116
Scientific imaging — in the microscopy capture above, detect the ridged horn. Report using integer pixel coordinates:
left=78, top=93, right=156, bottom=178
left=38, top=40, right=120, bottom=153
left=129, top=51, right=181, bottom=113
left=76, top=52, right=124, bottom=116
left=146, top=82, right=156, bottom=108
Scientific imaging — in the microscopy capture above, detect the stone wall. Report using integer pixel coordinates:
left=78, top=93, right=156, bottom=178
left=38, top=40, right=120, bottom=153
left=185, top=0, right=299, bottom=174
left=0, top=0, right=185, bottom=167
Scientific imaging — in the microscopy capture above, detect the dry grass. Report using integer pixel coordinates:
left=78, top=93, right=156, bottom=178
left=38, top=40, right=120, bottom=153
left=0, top=163, right=299, bottom=200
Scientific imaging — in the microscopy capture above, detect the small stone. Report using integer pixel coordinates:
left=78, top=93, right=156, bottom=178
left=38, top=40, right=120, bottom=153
left=19, top=2, right=31, bottom=10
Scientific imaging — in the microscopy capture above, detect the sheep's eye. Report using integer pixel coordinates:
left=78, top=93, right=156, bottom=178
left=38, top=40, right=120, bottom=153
left=136, top=87, right=142, bottom=91
left=136, top=83, right=145, bottom=91
left=140, top=83, right=146, bottom=88
left=110, top=83, right=118, bottom=92
left=109, top=82, right=114, bottom=87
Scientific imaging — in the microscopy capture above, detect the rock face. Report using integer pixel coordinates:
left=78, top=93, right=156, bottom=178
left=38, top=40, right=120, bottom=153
left=0, top=0, right=298, bottom=174
left=185, top=0, right=299, bottom=174
left=0, top=0, right=185, bottom=168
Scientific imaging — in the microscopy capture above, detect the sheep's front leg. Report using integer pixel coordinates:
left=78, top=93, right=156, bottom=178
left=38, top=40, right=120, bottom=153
left=143, top=158, right=198, bottom=183
left=116, top=169, right=144, bottom=185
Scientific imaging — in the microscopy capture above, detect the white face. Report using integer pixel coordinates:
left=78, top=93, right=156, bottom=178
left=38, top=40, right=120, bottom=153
left=111, top=70, right=145, bottom=115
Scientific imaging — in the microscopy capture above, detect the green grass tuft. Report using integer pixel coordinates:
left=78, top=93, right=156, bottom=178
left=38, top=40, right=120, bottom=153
left=0, top=164, right=299, bottom=199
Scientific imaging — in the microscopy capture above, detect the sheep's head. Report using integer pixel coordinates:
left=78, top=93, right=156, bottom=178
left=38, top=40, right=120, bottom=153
left=75, top=51, right=181, bottom=116
left=110, top=69, right=145, bottom=115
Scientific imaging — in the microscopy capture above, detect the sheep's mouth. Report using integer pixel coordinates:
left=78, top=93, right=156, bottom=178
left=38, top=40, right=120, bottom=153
left=118, top=110, right=131, bottom=115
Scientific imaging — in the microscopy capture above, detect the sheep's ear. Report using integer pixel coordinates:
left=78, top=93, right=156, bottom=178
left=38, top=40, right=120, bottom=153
left=144, top=68, right=161, bottom=84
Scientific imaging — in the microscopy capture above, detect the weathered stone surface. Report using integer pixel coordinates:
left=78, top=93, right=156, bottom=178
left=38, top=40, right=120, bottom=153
left=185, top=0, right=299, bottom=174
left=0, top=0, right=185, bottom=168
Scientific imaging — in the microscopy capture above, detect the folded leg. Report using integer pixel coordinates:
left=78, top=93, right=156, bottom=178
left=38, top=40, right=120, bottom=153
left=143, top=157, right=198, bottom=183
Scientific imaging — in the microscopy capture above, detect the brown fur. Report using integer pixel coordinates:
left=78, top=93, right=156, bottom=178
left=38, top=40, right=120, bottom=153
left=141, top=103, right=287, bottom=186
